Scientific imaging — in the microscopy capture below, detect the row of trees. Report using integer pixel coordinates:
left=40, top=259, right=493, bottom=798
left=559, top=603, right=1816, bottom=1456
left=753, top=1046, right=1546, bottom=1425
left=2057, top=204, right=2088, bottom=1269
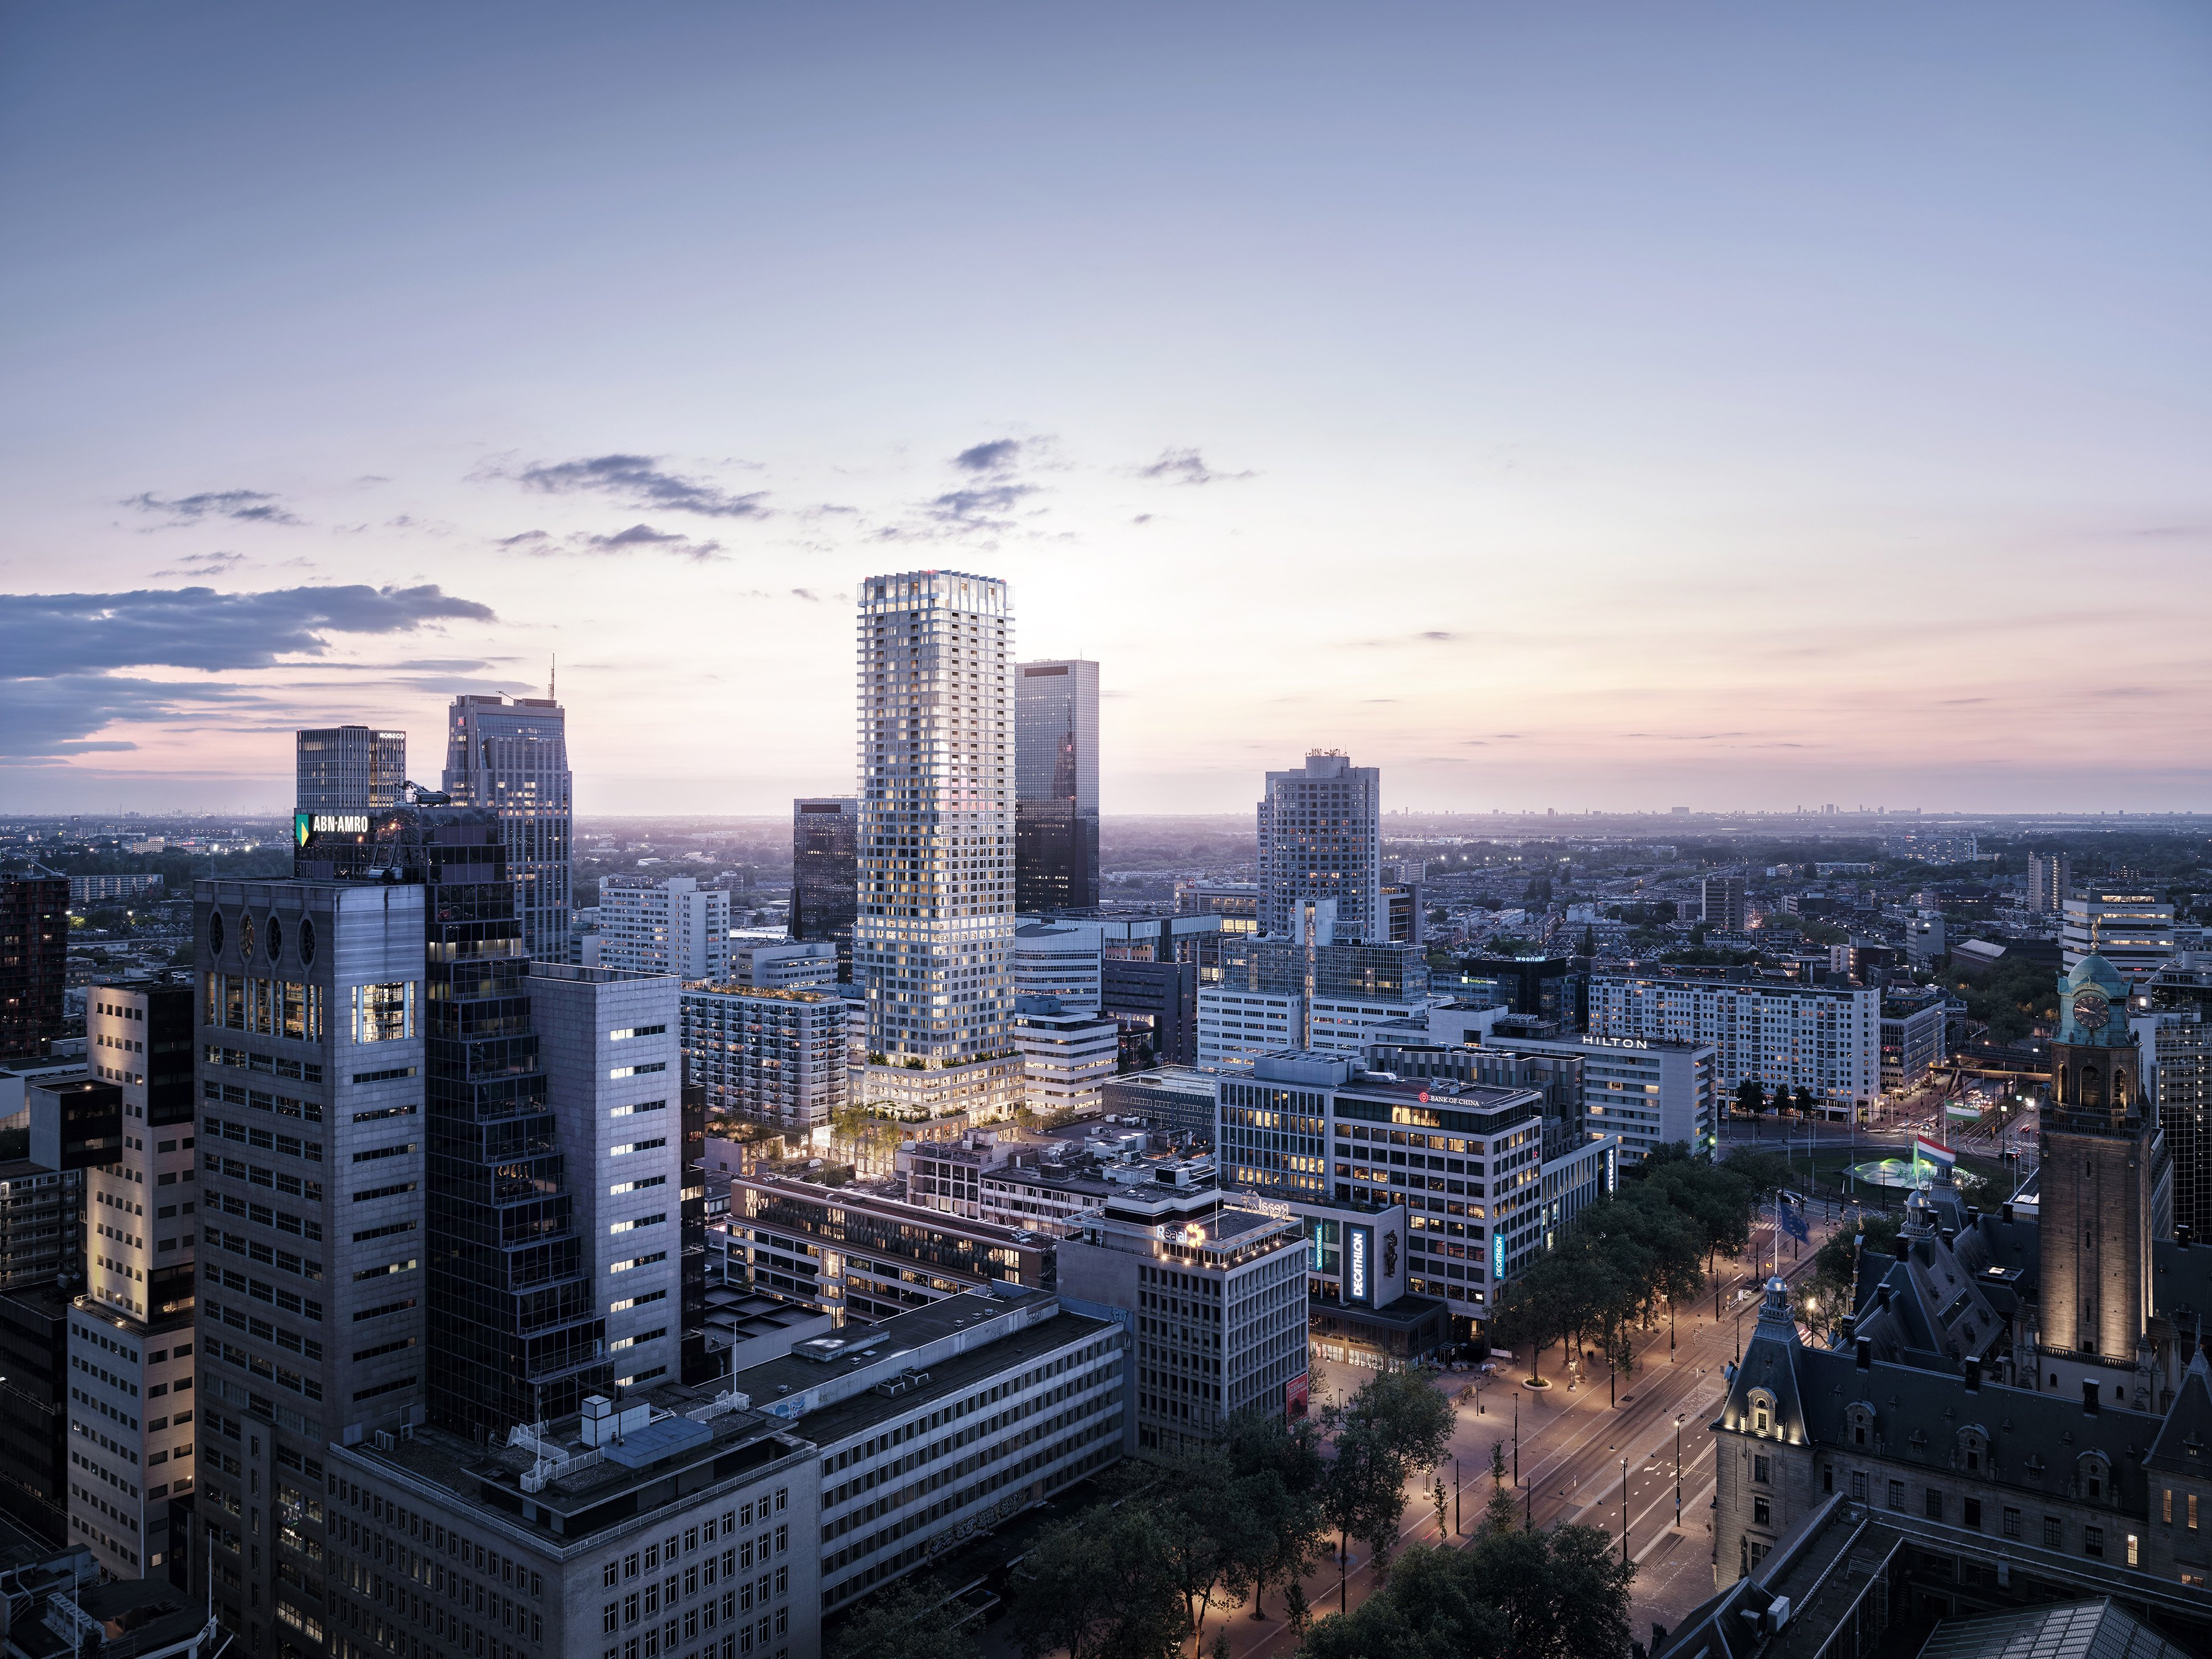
left=832, top=1369, right=1465, bottom=1659
left=1733, top=1078, right=1823, bottom=1118
left=1488, top=1143, right=1792, bottom=1386
left=1299, top=1482, right=1635, bottom=1659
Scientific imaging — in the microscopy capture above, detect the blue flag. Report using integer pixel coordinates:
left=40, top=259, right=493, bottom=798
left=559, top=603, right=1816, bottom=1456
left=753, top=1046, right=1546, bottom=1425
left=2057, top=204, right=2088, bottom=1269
left=1778, top=1199, right=1808, bottom=1242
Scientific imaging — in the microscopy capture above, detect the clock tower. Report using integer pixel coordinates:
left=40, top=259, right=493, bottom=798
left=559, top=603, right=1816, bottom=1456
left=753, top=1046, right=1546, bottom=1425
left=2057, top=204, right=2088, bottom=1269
left=2039, top=953, right=2158, bottom=1367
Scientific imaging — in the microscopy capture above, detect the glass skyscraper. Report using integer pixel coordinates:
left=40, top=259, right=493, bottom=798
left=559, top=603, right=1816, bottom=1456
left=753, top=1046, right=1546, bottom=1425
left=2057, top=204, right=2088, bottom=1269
left=294, top=724, right=407, bottom=814
left=299, top=806, right=606, bottom=1438
left=441, top=692, right=574, bottom=964
left=1014, top=658, right=1099, bottom=914
left=792, top=796, right=860, bottom=978
left=853, top=571, right=1023, bottom=1121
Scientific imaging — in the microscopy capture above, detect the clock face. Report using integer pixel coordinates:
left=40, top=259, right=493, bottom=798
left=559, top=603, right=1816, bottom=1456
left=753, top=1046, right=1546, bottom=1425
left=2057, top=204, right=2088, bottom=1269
left=2073, top=990, right=2111, bottom=1032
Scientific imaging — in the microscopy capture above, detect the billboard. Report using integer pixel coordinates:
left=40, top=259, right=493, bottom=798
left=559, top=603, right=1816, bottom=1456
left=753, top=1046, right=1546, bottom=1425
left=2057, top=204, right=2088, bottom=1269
left=1347, top=1224, right=1371, bottom=1304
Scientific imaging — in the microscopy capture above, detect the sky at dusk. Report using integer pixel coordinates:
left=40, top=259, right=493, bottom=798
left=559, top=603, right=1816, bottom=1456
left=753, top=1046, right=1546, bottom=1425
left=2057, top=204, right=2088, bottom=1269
left=2, top=2, right=2208, bottom=815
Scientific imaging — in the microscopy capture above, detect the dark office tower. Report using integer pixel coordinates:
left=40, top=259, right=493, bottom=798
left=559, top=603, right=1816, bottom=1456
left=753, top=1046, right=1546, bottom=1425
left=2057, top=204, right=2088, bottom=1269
left=1015, top=659, right=1100, bottom=914
left=441, top=692, right=574, bottom=965
left=297, top=807, right=606, bottom=1441
left=0, top=872, right=68, bottom=1062
left=293, top=724, right=406, bottom=814
left=792, top=797, right=860, bottom=978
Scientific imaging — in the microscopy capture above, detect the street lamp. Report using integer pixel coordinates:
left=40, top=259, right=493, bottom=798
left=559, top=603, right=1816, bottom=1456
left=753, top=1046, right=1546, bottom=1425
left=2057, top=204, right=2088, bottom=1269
left=1620, top=1454, right=1631, bottom=1564
left=1674, top=1413, right=1685, bottom=1527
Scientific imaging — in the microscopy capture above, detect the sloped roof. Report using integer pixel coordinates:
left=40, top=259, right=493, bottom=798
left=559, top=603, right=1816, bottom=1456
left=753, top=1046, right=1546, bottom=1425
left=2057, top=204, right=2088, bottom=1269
left=2144, top=1344, right=2212, bottom=1478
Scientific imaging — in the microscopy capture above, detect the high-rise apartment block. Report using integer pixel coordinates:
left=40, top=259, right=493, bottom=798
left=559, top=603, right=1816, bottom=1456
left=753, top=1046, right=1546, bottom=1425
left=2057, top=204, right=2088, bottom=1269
left=853, top=571, right=1022, bottom=1122
left=2063, top=889, right=2176, bottom=982
left=2026, top=851, right=2073, bottom=914
left=602, top=877, right=731, bottom=982
left=1701, top=874, right=1747, bottom=931
left=294, top=726, right=407, bottom=814
left=1256, top=753, right=1382, bottom=942
left=1, top=871, right=68, bottom=1062
left=790, top=799, right=859, bottom=980
left=530, top=963, right=686, bottom=1393
left=680, top=985, right=849, bottom=1135
left=1014, top=659, right=1100, bottom=915
left=1588, top=972, right=1880, bottom=1116
left=442, top=693, right=575, bottom=965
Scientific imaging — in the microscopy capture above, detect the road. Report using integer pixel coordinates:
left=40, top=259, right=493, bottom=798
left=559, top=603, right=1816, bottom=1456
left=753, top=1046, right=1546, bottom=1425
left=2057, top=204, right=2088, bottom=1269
left=1188, top=1208, right=1846, bottom=1659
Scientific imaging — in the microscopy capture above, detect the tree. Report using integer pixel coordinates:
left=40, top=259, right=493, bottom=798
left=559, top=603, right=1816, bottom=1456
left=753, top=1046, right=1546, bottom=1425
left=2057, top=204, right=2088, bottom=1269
left=1321, top=1417, right=1405, bottom=1590
left=1734, top=1077, right=1765, bottom=1119
left=831, top=1577, right=979, bottom=1659
left=1009, top=1502, right=1185, bottom=1659
left=1797, top=1212, right=1899, bottom=1343
left=1489, top=1255, right=1569, bottom=1386
left=1223, top=1412, right=1328, bottom=1621
left=1794, top=1085, right=1817, bottom=1117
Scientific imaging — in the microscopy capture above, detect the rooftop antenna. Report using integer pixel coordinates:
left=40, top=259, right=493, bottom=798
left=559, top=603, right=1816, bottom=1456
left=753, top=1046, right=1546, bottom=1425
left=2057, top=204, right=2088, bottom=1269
left=550, top=654, right=557, bottom=700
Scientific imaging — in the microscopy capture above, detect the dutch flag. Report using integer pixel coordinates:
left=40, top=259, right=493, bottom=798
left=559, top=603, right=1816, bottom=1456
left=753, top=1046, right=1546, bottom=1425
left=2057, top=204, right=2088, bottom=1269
left=1913, top=1135, right=1956, bottom=1170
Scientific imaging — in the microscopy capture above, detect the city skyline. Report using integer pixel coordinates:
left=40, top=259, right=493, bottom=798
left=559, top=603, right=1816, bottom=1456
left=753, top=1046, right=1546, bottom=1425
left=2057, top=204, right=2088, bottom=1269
left=4, top=4, right=2209, bottom=817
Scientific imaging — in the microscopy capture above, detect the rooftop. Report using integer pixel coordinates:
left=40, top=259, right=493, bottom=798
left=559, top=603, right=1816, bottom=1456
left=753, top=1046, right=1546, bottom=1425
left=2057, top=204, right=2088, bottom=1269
left=337, top=1376, right=810, bottom=1550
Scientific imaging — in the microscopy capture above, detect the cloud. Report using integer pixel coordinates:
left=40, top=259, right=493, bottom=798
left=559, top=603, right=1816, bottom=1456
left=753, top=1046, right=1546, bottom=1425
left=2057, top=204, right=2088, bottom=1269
left=122, top=488, right=304, bottom=527
left=954, top=439, right=1022, bottom=474
left=930, top=484, right=1036, bottom=522
left=0, top=584, right=495, bottom=677
left=496, top=530, right=552, bottom=549
left=0, top=582, right=497, bottom=762
left=576, top=524, right=726, bottom=562
left=1137, top=448, right=1255, bottom=485
left=504, top=453, right=768, bottom=519
left=151, top=551, right=245, bottom=578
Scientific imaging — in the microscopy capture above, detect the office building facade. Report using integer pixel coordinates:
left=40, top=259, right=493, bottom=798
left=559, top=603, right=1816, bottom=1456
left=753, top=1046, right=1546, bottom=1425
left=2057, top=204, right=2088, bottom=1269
left=1423, top=1031, right=1717, bottom=1166
left=602, top=879, right=731, bottom=982
left=1014, top=659, right=1100, bottom=916
left=727, top=1175, right=1053, bottom=1325
left=1588, top=973, right=1881, bottom=1116
left=2063, top=890, right=2176, bottom=983
left=853, top=572, right=1021, bottom=1122
left=1, top=872, right=68, bottom=1062
left=193, top=874, right=432, bottom=1654
left=680, top=986, right=849, bottom=1136
left=1100, top=958, right=1198, bottom=1070
left=327, top=1382, right=820, bottom=1659
left=1197, top=928, right=1431, bottom=1070
left=1011, top=922, right=1103, bottom=1013
left=1217, top=1054, right=1617, bottom=1327
left=728, top=942, right=838, bottom=992
left=1255, top=753, right=1382, bottom=943
left=1880, top=996, right=1947, bottom=1091
left=1010, top=998, right=1119, bottom=1118
left=1057, top=1185, right=1308, bottom=1455
left=790, top=800, right=859, bottom=981
left=748, top=1286, right=1122, bottom=1612
left=294, top=728, right=407, bottom=815
left=530, top=964, right=685, bottom=1394
left=69, top=978, right=202, bottom=1580
left=442, top=693, right=575, bottom=965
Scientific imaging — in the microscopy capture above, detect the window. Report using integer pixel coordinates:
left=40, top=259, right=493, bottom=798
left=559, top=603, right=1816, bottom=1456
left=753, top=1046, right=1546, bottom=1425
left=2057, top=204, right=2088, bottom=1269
left=2002, top=1507, right=2020, bottom=1539
left=2128, top=1534, right=2139, bottom=1567
left=354, top=981, right=412, bottom=1043
left=2084, top=1526, right=2104, bottom=1559
left=2193, top=1493, right=2202, bottom=1531
left=1888, top=1480, right=1905, bottom=1512
left=1753, top=1456, right=1770, bottom=1485
left=2043, top=1516, right=2063, bottom=1548
left=1964, top=1498, right=1982, bottom=1529
left=1851, top=1472, right=1868, bottom=1502
left=1925, top=1489, right=1943, bottom=1521
left=1753, top=1496, right=1771, bottom=1526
